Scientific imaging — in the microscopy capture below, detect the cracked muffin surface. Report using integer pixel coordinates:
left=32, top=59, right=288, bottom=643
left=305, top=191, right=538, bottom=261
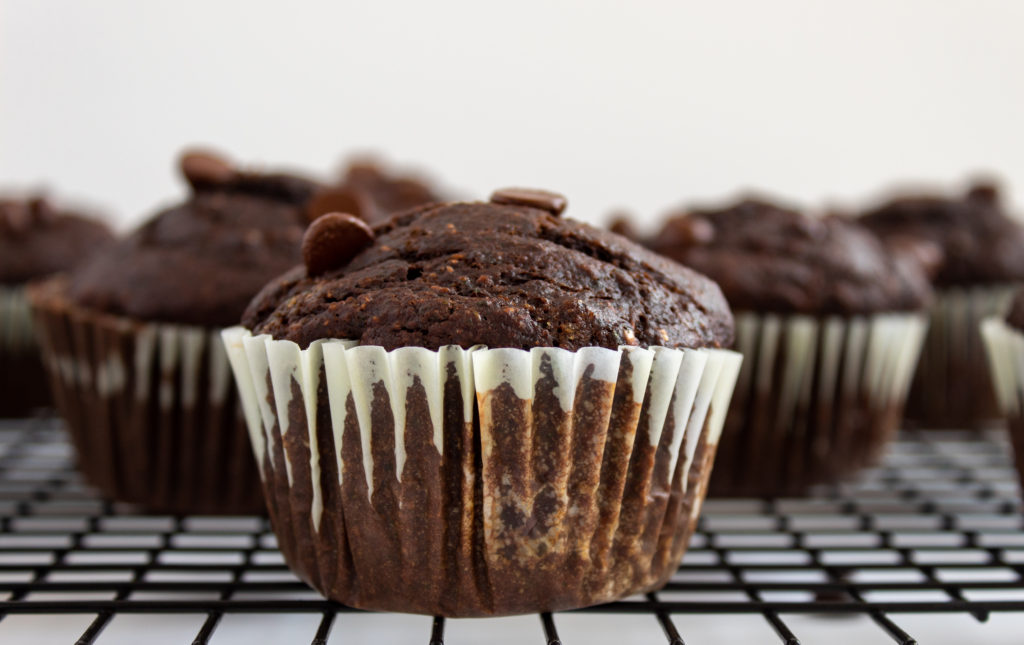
left=243, top=196, right=734, bottom=351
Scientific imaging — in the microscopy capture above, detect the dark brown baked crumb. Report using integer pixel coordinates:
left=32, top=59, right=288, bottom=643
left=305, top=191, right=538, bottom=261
left=244, top=196, right=734, bottom=351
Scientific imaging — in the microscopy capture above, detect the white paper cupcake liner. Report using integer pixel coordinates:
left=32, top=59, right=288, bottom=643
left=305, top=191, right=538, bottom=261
left=711, top=311, right=927, bottom=497
left=0, top=285, right=35, bottom=351
left=28, top=280, right=264, bottom=513
left=906, top=285, right=1016, bottom=428
left=981, top=318, right=1024, bottom=416
left=222, top=327, right=742, bottom=617
left=981, top=317, right=1024, bottom=490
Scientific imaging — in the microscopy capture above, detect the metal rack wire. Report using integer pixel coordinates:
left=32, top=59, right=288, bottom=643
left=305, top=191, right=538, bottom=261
left=0, top=416, right=1022, bottom=644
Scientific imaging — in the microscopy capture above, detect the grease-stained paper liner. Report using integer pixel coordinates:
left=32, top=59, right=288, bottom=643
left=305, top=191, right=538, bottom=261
left=981, top=318, right=1024, bottom=489
left=27, top=280, right=263, bottom=514
left=906, top=286, right=1016, bottom=429
left=0, top=285, right=50, bottom=415
left=222, top=327, right=741, bottom=617
left=711, top=312, right=927, bottom=497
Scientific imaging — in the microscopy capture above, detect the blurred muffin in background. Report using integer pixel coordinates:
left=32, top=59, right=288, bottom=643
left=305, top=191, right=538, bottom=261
left=860, top=181, right=1024, bottom=429
left=982, top=287, right=1024, bottom=494
left=308, top=157, right=445, bottom=225
left=0, top=195, right=113, bottom=416
left=28, top=148, right=321, bottom=514
left=645, top=196, right=932, bottom=497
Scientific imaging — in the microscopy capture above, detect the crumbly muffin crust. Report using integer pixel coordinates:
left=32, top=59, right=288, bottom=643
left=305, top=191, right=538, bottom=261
left=244, top=192, right=734, bottom=350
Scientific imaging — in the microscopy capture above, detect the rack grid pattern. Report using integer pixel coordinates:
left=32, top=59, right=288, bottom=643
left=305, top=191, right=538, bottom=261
left=0, top=416, right=1023, bottom=644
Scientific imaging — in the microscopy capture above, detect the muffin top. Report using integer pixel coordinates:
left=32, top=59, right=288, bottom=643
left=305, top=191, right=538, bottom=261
left=859, top=182, right=1024, bottom=287
left=243, top=188, right=734, bottom=351
left=645, top=197, right=933, bottom=315
left=0, top=196, right=114, bottom=285
left=307, top=160, right=443, bottom=226
left=68, top=150, right=321, bottom=327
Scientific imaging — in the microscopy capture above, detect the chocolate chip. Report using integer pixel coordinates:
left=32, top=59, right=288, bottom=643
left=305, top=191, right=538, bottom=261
left=607, top=212, right=638, bottom=240
left=27, top=197, right=56, bottom=224
left=967, top=181, right=1000, bottom=205
left=490, top=188, right=567, bottom=216
left=302, top=212, right=375, bottom=276
left=180, top=150, right=236, bottom=190
left=665, top=216, right=715, bottom=247
left=306, top=187, right=371, bottom=223
left=0, top=203, right=30, bottom=233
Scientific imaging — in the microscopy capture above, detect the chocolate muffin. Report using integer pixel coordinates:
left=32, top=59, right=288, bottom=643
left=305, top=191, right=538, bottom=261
left=861, top=182, right=1024, bottom=429
left=0, top=196, right=113, bottom=416
left=307, top=159, right=443, bottom=226
left=29, top=150, right=321, bottom=514
left=646, top=197, right=931, bottom=497
left=223, top=188, right=743, bottom=616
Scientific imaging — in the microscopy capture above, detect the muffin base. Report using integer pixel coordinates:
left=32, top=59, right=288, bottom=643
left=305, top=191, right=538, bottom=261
left=225, top=329, right=742, bottom=616
left=981, top=318, right=1024, bottom=492
left=1, top=285, right=50, bottom=416
left=711, top=312, right=927, bottom=498
left=905, top=286, right=1015, bottom=430
left=29, top=278, right=264, bottom=515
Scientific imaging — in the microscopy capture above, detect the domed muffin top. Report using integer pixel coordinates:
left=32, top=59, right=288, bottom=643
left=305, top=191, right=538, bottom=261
left=646, top=197, right=933, bottom=315
left=68, top=150, right=322, bottom=327
left=859, top=182, right=1024, bottom=287
left=0, top=196, right=114, bottom=285
left=243, top=188, right=734, bottom=351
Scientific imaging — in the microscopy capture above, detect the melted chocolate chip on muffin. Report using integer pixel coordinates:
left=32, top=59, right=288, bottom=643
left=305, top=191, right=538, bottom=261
left=646, top=198, right=932, bottom=314
left=0, top=196, right=114, bottom=285
left=68, top=150, right=322, bottom=327
left=244, top=191, right=734, bottom=351
left=860, top=181, right=1024, bottom=287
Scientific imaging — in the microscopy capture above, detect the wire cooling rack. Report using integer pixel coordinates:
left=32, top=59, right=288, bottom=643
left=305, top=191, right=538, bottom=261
left=0, top=416, right=1022, bottom=644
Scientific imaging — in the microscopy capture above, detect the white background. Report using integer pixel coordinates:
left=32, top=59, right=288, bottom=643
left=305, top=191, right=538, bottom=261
left=2, top=0, right=1023, bottom=231
left=3, top=2, right=1024, bottom=643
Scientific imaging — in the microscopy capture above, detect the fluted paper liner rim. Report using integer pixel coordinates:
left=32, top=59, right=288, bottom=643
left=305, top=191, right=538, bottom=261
left=223, top=327, right=742, bottom=528
left=221, top=326, right=741, bottom=615
left=1, top=285, right=36, bottom=350
left=981, top=317, right=1024, bottom=416
left=26, top=282, right=263, bottom=514
left=713, top=311, right=928, bottom=496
